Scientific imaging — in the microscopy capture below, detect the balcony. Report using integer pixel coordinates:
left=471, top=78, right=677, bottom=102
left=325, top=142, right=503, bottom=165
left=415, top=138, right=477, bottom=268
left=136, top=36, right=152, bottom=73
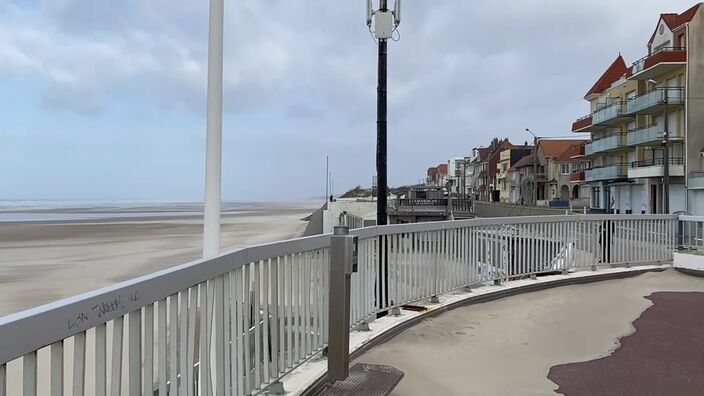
left=627, top=124, right=662, bottom=146
left=585, top=134, right=626, bottom=155
left=689, top=172, right=704, bottom=189
left=585, top=164, right=627, bottom=181
left=631, top=47, right=687, bottom=80
left=628, top=158, right=684, bottom=179
left=592, top=101, right=633, bottom=126
left=571, top=115, right=594, bottom=133
left=626, top=87, right=685, bottom=115
left=569, top=170, right=585, bottom=182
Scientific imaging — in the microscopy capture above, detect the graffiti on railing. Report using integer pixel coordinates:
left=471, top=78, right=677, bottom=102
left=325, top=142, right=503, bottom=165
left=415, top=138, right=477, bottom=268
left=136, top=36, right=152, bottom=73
left=66, top=290, right=140, bottom=331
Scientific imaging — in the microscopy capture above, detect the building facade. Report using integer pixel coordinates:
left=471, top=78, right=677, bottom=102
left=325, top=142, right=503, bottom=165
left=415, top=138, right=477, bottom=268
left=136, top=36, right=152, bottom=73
left=571, top=3, right=703, bottom=214
left=497, top=145, right=533, bottom=202
left=536, top=140, right=590, bottom=205
left=507, top=155, right=535, bottom=204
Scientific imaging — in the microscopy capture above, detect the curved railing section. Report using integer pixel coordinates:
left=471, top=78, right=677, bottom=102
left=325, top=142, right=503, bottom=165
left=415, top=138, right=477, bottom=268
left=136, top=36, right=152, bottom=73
left=0, top=214, right=678, bottom=395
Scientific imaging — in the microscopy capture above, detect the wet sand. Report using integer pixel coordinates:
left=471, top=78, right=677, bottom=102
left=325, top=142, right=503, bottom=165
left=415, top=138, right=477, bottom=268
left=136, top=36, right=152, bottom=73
left=0, top=202, right=318, bottom=317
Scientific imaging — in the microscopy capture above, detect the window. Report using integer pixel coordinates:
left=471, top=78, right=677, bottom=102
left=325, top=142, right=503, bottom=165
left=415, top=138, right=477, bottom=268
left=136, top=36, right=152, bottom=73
left=592, top=187, right=601, bottom=208
left=573, top=163, right=583, bottom=172
left=560, top=164, right=570, bottom=175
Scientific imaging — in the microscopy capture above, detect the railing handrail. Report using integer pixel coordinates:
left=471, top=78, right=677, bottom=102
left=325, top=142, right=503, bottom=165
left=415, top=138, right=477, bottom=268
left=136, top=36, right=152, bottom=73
left=595, top=100, right=627, bottom=112
left=586, top=163, right=627, bottom=171
left=588, top=132, right=626, bottom=143
left=628, top=123, right=660, bottom=133
left=631, top=157, right=684, bottom=168
left=628, top=86, right=685, bottom=101
left=632, top=46, right=687, bottom=66
left=0, top=232, right=330, bottom=364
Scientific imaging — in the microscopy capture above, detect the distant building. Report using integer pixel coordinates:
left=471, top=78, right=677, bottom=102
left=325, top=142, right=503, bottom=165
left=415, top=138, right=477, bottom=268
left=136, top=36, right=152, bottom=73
left=507, top=155, right=535, bottom=204
left=485, top=138, right=512, bottom=202
left=470, top=147, right=490, bottom=200
left=497, top=144, right=533, bottom=202
left=426, top=163, right=448, bottom=187
left=536, top=139, right=589, bottom=204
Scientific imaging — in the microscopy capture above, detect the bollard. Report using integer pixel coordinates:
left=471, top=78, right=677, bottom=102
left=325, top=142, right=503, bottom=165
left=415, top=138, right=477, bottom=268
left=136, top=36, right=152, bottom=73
left=327, top=226, right=358, bottom=382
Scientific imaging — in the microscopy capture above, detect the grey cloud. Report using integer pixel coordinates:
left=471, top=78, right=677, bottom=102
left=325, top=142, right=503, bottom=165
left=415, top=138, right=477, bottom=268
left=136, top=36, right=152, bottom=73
left=1, top=0, right=698, bottom=200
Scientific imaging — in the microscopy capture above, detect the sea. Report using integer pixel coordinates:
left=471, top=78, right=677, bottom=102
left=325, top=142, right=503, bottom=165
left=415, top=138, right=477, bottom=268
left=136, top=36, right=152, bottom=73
left=0, top=200, right=263, bottom=222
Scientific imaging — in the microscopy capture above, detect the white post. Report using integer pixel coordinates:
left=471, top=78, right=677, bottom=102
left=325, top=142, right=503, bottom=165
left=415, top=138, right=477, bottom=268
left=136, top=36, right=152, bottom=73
left=203, top=0, right=225, bottom=258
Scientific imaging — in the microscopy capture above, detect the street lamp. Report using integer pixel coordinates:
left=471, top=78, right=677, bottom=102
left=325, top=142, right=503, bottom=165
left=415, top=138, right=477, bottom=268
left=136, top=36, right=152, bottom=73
left=648, top=79, right=670, bottom=213
left=367, top=0, right=401, bottom=226
left=526, top=128, right=539, bottom=205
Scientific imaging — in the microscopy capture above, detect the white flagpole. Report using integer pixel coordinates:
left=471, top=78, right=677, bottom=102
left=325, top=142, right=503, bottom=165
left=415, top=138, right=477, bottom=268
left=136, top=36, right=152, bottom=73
left=203, top=0, right=224, bottom=258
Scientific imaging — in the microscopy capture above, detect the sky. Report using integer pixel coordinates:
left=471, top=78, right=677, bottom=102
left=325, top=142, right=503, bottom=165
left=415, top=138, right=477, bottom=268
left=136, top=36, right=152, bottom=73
left=0, top=0, right=698, bottom=201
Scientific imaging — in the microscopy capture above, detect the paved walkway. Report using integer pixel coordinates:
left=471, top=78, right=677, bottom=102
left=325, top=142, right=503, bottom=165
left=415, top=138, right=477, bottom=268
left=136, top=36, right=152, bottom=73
left=354, top=269, right=704, bottom=395
left=549, top=291, right=704, bottom=396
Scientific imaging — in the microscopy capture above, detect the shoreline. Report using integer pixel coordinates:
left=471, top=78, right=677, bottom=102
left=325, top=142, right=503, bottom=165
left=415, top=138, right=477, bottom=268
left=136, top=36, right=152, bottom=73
left=0, top=202, right=319, bottom=317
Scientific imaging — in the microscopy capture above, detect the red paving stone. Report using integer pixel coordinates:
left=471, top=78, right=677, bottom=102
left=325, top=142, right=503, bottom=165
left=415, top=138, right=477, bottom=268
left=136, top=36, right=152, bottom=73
left=548, top=292, right=704, bottom=396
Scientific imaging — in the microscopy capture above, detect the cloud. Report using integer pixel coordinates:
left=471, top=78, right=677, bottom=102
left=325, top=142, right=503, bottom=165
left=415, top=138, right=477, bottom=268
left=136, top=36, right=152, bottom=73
left=0, top=0, right=697, bottom=200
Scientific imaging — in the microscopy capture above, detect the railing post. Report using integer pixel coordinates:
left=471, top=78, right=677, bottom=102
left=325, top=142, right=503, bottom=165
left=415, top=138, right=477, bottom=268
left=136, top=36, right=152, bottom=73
left=328, top=226, right=358, bottom=382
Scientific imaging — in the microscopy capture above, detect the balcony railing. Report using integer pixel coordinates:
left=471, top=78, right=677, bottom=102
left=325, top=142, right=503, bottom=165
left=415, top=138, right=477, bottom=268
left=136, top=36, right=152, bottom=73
left=585, top=164, right=628, bottom=181
left=627, top=87, right=685, bottom=114
left=0, top=214, right=679, bottom=395
left=571, top=115, right=593, bottom=132
left=570, top=170, right=585, bottom=182
left=631, top=157, right=684, bottom=168
left=627, top=124, right=662, bottom=146
left=628, top=158, right=685, bottom=178
left=593, top=101, right=632, bottom=125
left=632, top=47, right=687, bottom=76
left=585, top=134, right=626, bottom=155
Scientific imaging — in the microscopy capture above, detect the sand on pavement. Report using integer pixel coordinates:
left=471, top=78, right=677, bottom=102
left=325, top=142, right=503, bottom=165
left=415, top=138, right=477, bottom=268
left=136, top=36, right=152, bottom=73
left=355, top=269, right=704, bottom=396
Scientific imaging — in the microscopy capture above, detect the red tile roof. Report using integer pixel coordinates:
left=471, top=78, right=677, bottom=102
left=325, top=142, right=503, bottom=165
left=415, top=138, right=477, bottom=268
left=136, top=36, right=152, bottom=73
left=649, top=3, right=701, bottom=44
left=471, top=147, right=490, bottom=164
left=437, top=164, right=448, bottom=175
left=584, top=55, right=629, bottom=99
left=556, top=142, right=586, bottom=162
left=539, top=139, right=588, bottom=159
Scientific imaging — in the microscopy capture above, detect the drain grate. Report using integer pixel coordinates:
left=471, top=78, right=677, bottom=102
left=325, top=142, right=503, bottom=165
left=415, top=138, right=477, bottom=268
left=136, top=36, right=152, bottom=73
left=319, top=363, right=404, bottom=396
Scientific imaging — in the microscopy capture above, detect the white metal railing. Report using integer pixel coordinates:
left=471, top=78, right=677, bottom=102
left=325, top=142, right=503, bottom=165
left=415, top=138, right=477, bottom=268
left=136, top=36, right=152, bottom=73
left=338, top=212, right=364, bottom=230
left=677, top=215, right=704, bottom=251
left=0, top=215, right=678, bottom=395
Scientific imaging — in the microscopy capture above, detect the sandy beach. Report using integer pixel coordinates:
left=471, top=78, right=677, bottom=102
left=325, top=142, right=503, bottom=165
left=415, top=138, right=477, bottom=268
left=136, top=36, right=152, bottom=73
left=0, top=202, right=319, bottom=317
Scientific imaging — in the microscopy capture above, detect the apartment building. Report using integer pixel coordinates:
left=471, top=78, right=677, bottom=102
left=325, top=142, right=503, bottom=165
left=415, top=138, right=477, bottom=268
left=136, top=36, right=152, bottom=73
left=571, top=3, right=703, bottom=214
